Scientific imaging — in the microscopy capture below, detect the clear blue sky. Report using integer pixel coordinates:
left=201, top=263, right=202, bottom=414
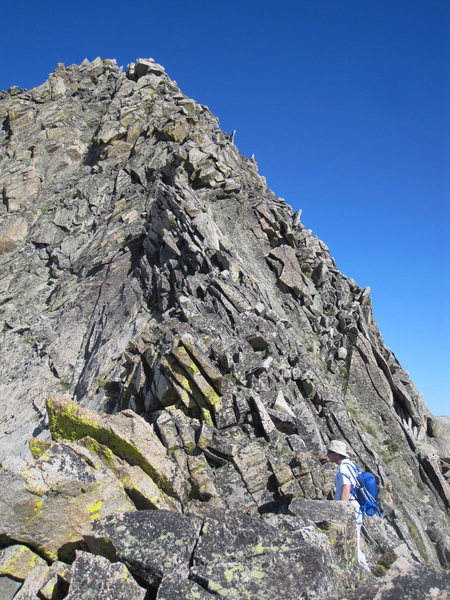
left=1, top=1, right=449, bottom=416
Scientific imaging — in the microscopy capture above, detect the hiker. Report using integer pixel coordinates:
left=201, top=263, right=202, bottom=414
left=327, top=439, right=371, bottom=572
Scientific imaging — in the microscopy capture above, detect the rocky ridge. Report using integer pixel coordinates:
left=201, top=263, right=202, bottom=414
left=0, top=57, right=449, bottom=599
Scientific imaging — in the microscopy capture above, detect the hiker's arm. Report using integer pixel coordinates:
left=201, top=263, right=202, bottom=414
left=340, top=484, right=351, bottom=501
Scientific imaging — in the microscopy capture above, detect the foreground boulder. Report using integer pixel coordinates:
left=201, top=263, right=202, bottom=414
left=0, top=544, right=46, bottom=581
left=83, top=511, right=203, bottom=587
left=65, top=551, right=146, bottom=600
left=46, top=395, right=186, bottom=501
left=82, top=507, right=362, bottom=599
left=339, top=557, right=450, bottom=600
left=0, top=440, right=134, bottom=560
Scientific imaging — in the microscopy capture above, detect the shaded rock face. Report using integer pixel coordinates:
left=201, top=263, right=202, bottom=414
left=0, top=57, right=449, bottom=598
left=82, top=508, right=357, bottom=599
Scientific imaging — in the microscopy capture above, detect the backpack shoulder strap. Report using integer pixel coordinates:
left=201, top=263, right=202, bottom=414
left=343, top=459, right=360, bottom=475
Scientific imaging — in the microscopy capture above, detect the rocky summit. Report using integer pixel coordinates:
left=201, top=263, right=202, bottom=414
left=0, top=57, right=449, bottom=600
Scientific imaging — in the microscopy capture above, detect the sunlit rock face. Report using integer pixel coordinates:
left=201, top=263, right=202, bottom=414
left=0, top=58, right=449, bottom=599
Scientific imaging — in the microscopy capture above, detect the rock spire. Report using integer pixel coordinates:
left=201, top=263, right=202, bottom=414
left=0, top=57, right=448, bottom=599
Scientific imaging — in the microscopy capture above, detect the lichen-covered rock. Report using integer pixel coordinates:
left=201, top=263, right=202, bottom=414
left=65, top=551, right=146, bottom=600
left=46, top=396, right=186, bottom=500
left=0, top=544, right=46, bottom=580
left=35, top=561, right=70, bottom=600
left=0, top=441, right=134, bottom=561
left=76, top=436, right=181, bottom=511
left=190, top=507, right=348, bottom=600
left=82, top=511, right=203, bottom=587
left=8, top=564, right=51, bottom=600
left=156, top=573, right=213, bottom=600
left=288, top=498, right=358, bottom=573
left=0, top=55, right=449, bottom=595
left=82, top=506, right=365, bottom=599
left=340, top=557, right=450, bottom=600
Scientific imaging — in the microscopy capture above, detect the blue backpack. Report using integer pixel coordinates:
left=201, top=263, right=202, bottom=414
left=348, top=462, right=384, bottom=517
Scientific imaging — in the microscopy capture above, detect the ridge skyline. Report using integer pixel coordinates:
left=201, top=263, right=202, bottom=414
left=1, top=0, right=448, bottom=417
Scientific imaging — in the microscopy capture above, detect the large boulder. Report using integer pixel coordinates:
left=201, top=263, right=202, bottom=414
left=0, top=440, right=134, bottom=560
left=0, top=544, right=46, bottom=580
left=83, top=511, right=202, bottom=587
left=189, top=507, right=348, bottom=600
left=65, top=551, right=146, bottom=600
left=46, top=396, right=186, bottom=501
left=82, top=507, right=362, bottom=599
left=341, top=557, right=450, bottom=600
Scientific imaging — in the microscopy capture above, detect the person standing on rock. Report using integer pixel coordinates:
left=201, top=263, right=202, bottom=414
left=327, top=439, right=371, bottom=572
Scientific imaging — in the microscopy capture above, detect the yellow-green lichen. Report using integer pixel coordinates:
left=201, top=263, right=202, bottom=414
left=87, top=500, right=103, bottom=514
left=46, top=398, right=173, bottom=494
left=87, top=500, right=104, bottom=520
left=223, top=565, right=246, bottom=583
left=46, top=397, right=99, bottom=442
left=39, top=580, right=56, bottom=597
left=253, top=570, right=265, bottom=579
left=0, top=546, right=44, bottom=580
left=80, top=436, right=117, bottom=468
left=208, top=580, right=228, bottom=595
left=20, top=468, right=31, bottom=480
left=29, top=438, right=52, bottom=460
left=42, top=548, right=58, bottom=562
left=191, top=463, right=207, bottom=475
left=253, top=542, right=279, bottom=555
left=254, top=542, right=265, bottom=555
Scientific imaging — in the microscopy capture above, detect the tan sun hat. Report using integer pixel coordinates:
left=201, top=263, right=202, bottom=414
left=326, top=440, right=349, bottom=458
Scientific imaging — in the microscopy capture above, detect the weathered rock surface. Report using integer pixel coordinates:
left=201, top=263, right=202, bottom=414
left=5, top=559, right=70, bottom=600
left=338, top=557, right=450, bottom=600
left=46, top=394, right=186, bottom=501
left=65, top=551, right=146, bottom=600
left=0, top=56, right=449, bottom=598
left=0, top=544, right=46, bottom=580
left=81, top=507, right=361, bottom=599
left=83, top=511, right=202, bottom=586
left=0, top=438, right=134, bottom=560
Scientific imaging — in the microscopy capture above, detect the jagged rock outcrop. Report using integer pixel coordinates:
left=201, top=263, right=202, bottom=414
left=0, top=57, right=449, bottom=599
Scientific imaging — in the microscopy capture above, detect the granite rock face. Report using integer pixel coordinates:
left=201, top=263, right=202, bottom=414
left=0, top=57, right=449, bottom=598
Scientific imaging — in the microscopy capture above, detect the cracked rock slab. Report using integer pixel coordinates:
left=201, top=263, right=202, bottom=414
left=82, top=510, right=203, bottom=587
left=0, top=444, right=134, bottom=561
left=0, top=544, right=46, bottom=581
left=46, top=396, right=186, bottom=501
left=65, top=551, right=146, bottom=600
left=190, top=507, right=344, bottom=600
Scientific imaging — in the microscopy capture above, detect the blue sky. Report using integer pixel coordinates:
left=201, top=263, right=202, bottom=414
left=1, top=1, right=448, bottom=416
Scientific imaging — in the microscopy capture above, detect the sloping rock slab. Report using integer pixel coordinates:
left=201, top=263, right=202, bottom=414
left=46, top=396, right=186, bottom=500
left=0, top=442, right=134, bottom=561
left=82, top=510, right=202, bottom=586
left=0, top=577, right=22, bottom=600
left=6, top=559, right=70, bottom=600
left=288, top=499, right=358, bottom=586
left=65, top=551, right=146, bottom=600
left=190, top=506, right=341, bottom=600
left=76, top=436, right=181, bottom=512
left=340, top=557, right=450, bottom=600
left=0, top=544, right=46, bottom=580
left=10, top=564, right=51, bottom=600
